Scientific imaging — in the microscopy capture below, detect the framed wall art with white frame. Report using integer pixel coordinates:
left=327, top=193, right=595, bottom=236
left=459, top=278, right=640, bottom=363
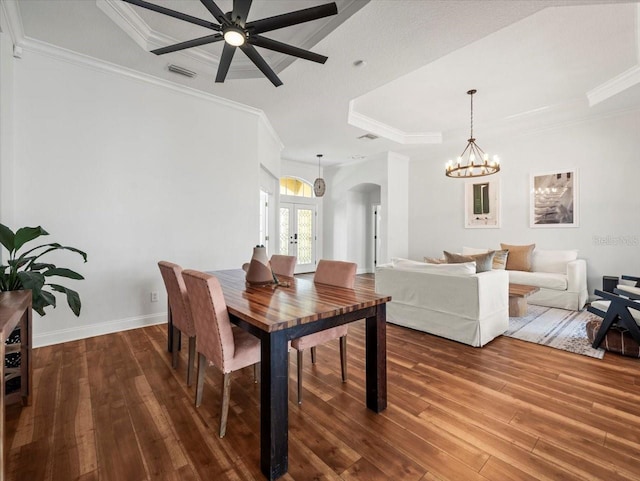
left=465, top=178, right=501, bottom=229
left=530, top=169, right=578, bottom=228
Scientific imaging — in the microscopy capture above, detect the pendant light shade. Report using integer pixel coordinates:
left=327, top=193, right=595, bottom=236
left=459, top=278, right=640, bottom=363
left=313, top=154, right=326, bottom=197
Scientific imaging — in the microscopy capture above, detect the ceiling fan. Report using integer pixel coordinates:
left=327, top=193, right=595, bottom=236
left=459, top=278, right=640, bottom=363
left=122, top=0, right=338, bottom=87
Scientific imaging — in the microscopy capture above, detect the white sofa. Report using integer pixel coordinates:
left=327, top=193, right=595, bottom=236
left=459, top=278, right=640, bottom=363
left=375, top=259, right=509, bottom=347
left=462, top=247, right=588, bottom=311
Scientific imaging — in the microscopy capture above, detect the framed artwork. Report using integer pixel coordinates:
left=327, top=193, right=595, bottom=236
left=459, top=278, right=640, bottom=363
left=465, top=178, right=500, bottom=228
left=530, top=170, right=578, bottom=227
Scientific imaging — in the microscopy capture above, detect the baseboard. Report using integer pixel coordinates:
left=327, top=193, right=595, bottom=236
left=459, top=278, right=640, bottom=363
left=33, top=312, right=167, bottom=348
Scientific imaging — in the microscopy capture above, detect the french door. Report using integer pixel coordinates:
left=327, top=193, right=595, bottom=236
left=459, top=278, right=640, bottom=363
left=279, top=202, right=316, bottom=273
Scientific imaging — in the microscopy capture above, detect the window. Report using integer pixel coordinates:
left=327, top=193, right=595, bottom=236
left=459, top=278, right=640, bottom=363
left=280, top=177, right=314, bottom=198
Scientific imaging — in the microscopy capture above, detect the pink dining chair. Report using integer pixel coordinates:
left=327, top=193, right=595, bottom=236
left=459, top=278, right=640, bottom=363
left=270, top=255, right=296, bottom=278
left=158, top=261, right=197, bottom=386
left=291, top=259, right=357, bottom=404
left=181, top=269, right=261, bottom=438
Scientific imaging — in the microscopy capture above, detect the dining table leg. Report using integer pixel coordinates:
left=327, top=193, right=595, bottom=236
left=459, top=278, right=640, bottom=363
left=365, top=303, right=387, bottom=413
left=260, top=329, right=289, bottom=480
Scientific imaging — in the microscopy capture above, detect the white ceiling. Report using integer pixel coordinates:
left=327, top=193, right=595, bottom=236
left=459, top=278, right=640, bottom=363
left=8, top=0, right=640, bottom=166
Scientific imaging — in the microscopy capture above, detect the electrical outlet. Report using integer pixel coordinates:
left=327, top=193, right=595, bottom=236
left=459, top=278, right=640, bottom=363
left=150, top=291, right=159, bottom=303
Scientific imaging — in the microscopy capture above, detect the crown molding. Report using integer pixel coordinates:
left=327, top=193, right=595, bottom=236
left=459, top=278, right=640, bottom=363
left=18, top=35, right=283, bottom=152
left=19, top=35, right=265, bottom=116
left=348, top=100, right=442, bottom=145
left=96, top=0, right=221, bottom=71
left=0, top=0, right=24, bottom=48
left=587, top=64, right=640, bottom=107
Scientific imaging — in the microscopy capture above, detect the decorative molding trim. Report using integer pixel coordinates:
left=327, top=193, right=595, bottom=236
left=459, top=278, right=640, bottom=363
left=17, top=34, right=284, bottom=174
left=19, top=36, right=265, bottom=116
left=348, top=101, right=442, bottom=145
left=587, top=64, right=640, bottom=106
left=33, top=313, right=166, bottom=348
left=0, top=0, right=25, bottom=48
left=96, top=0, right=221, bottom=70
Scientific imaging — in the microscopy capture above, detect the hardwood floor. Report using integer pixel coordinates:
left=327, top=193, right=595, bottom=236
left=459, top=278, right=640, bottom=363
left=5, top=277, right=640, bottom=480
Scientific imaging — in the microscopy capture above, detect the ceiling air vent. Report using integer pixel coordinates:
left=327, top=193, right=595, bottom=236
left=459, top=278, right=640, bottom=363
left=357, top=133, right=378, bottom=140
left=168, top=64, right=197, bottom=78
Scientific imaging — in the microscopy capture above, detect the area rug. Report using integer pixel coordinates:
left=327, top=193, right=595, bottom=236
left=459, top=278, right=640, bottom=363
left=505, top=305, right=605, bottom=359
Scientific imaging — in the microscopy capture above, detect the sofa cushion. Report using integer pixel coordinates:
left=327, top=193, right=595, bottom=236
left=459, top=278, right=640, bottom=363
left=444, top=250, right=495, bottom=273
left=391, top=258, right=476, bottom=276
left=424, top=256, right=446, bottom=264
left=531, top=249, right=578, bottom=274
left=617, top=284, right=640, bottom=296
left=501, top=243, right=535, bottom=272
left=508, top=270, right=568, bottom=290
left=462, top=246, right=489, bottom=255
left=492, top=249, right=509, bottom=270
left=591, top=300, right=640, bottom=325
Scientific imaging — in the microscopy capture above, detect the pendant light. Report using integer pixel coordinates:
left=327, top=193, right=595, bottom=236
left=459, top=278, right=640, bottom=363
left=445, top=89, right=501, bottom=178
left=313, top=154, right=326, bottom=197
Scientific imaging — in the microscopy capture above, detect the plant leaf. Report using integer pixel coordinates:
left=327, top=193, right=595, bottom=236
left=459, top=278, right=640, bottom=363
left=50, top=284, right=81, bottom=316
left=38, top=290, right=57, bottom=309
left=17, top=271, right=45, bottom=292
left=30, top=262, right=57, bottom=271
left=14, top=226, right=48, bottom=252
left=0, top=223, right=15, bottom=253
left=44, top=267, right=84, bottom=280
left=20, top=243, right=88, bottom=263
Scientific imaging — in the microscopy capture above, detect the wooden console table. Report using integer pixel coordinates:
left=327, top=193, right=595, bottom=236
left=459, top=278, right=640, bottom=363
left=0, top=291, right=33, bottom=481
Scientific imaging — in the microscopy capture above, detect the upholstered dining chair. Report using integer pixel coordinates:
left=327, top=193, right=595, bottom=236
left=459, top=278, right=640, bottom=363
left=291, top=259, right=357, bottom=404
left=158, top=261, right=197, bottom=386
left=181, top=269, right=261, bottom=438
left=270, top=254, right=296, bottom=278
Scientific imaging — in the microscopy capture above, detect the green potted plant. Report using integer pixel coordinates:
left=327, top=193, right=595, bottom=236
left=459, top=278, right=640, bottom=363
left=0, top=223, right=87, bottom=316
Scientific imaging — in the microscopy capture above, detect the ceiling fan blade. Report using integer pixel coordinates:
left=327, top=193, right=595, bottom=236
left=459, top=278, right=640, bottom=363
left=246, top=2, right=338, bottom=35
left=240, top=44, right=283, bottom=87
left=123, top=0, right=220, bottom=31
left=215, top=43, right=237, bottom=83
left=200, top=0, right=230, bottom=27
left=232, top=0, right=253, bottom=27
left=249, top=35, right=328, bottom=64
left=151, top=34, right=223, bottom=55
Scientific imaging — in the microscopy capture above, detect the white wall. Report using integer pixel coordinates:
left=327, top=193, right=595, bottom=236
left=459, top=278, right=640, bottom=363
left=3, top=45, right=281, bottom=346
left=408, top=109, right=640, bottom=296
left=0, top=8, right=16, bottom=229
left=323, top=151, right=409, bottom=272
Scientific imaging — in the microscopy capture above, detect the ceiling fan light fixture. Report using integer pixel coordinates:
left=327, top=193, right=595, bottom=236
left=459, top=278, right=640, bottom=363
left=223, top=26, right=246, bottom=46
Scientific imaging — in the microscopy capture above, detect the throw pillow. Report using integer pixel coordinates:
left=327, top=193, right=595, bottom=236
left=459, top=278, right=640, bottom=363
left=492, top=249, right=509, bottom=270
left=424, top=256, right=446, bottom=264
left=443, top=250, right=495, bottom=273
left=391, top=258, right=476, bottom=276
left=500, top=243, right=535, bottom=271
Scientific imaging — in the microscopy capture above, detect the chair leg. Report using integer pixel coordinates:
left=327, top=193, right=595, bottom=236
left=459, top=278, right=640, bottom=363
left=220, top=372, right=231, bottom=438
left=297, top=350, right=304, bottom=405
left=171, top=326, right=180, bottom=369
left=195, top=353, right=206, bottom=407
left=311, top=346, right=317, bottom=364
left=340, top=335, right=348, bottom=383
left=187, top=336, right=196, bottom=387
left=592, top=311, right=619, bottom=349
left=253, top=363, right=260, bottom=383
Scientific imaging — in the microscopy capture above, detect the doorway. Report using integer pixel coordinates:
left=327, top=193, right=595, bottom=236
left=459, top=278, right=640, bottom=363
left=279, top=202, right=316, bottom=273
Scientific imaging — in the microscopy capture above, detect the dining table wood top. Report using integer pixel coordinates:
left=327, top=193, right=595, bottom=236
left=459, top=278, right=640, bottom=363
left=210, top=269, right=391, bottom=334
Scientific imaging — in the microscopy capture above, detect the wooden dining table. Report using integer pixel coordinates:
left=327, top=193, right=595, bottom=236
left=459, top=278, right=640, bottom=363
left=208, top=269, right=391, bottom=480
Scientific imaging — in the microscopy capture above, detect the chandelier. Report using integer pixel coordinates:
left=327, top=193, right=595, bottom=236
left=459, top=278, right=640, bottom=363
left=445, top=89, right=500, bottom=178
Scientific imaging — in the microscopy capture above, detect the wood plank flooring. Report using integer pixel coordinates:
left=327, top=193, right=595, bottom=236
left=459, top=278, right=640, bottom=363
left=5, top=276, right=640, bottom=480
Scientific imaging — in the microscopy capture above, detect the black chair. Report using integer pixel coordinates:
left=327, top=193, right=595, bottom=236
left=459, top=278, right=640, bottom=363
left=587, top=287, right=640, bottom=349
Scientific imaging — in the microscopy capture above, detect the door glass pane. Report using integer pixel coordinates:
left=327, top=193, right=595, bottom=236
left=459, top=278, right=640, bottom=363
left=279, top=208, right=290, bottom=255
left=297, top=208, right=313, bottom=264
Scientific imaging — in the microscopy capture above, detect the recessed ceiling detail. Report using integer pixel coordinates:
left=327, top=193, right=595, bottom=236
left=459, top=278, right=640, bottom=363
left=349, top=100, right=442, bottom=145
